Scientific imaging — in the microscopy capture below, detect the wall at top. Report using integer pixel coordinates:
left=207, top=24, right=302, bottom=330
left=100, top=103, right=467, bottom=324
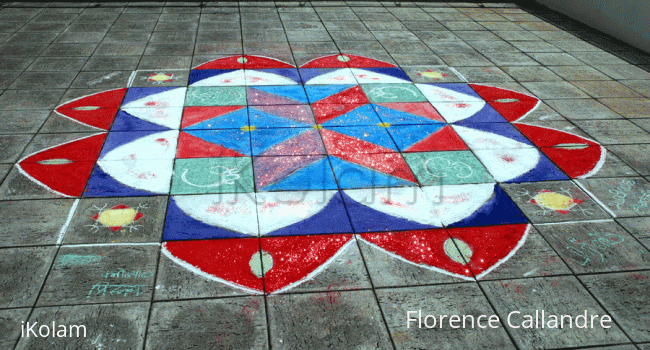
left=533, top=0, right=650, bottom=54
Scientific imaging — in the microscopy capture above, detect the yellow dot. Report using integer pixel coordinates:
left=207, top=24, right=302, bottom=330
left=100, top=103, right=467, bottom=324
left=533, top=192, right=576, bottom=211
left=249, top=251, right=273, bottom=278
left=97, top=208, right=137, bottom=228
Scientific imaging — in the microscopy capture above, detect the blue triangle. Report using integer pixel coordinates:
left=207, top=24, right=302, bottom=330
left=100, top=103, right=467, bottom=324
left=111, top=110, right=169, bottom=132
left=460, top=123, right=533, bottom=146
left=506, top=152, right=569, bottom=183
left=387, top=124, right=444, bottom=151
left=251, top=85, right=308, bottom=103
left=189, top=69, right=238, bottom=86
left=329, top=156, right=414, bottom=189
left=357, top=68, right=411, bottom=81
left=431, top=83, right=480, bottom=98
left=162, top=197, right=253, bottom=241
left=84, top=164, right=158, bottom=197
left=265, top=192, right=352, bottom=236
left=304, top=84, right=356, bottom=103
left=251, top=128, right=306, bottom=156
left=340, top=191, right=437, bottom=232
left=185, top=129, right=251, bottom=155
left=262, top=158, right=338, bottom=191
left=183, top=108, right=249, bottom=130
left=249, top=108, right=311, bottom=128
left=100, top=130, right=161, bottom=158
left=454, top=104, right=507, bottom=124
left=322, top=105, right=383, bottom=127
left=122, top=87, right=178, bottom=106
left=448, top=185, right=528, bottom=228
left=326, top=126, right=398, bottom=151
left=373, top=104, right=441, bottom=125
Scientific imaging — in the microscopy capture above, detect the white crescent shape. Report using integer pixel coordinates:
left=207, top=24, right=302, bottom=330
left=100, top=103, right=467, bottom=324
left=100, top=130, right=179, bottom=161
left=245, top=70, right=298, bottom=86
left=421, top=183, right=495, bottom=225
left=473, top=148, right=541, bottom=182
left=305, top=68, right=357, bottom=85
left=122, top=87, right=187, bottom=108
left=452, top=125, right=534, bottom=150
left=120, top=106, right=183, bottom=129
left=172, top=194, right=259, bottom=236
left=190, top=70, right=246, bottom=86
left=97, top=158, right=174, bottom=194
left=415, top=84, right=486, bottom=123
left=350, top=68, right=411, bottom=84
left=256, top=190, right=337, bottom=235
left=343, top=187, right=443, bottom=226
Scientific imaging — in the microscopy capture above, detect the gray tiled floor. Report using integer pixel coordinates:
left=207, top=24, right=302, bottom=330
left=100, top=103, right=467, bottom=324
left=1, top=1, right=649, bottom=349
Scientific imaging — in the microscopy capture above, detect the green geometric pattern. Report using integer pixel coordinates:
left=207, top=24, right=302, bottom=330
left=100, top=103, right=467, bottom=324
left=185, top=86, right=247, bottom=106
left=361, top=83, right=428, bottom=103
left=403, top=151, right=494, bottom=185
left=171, top=157, right=254, bottom=194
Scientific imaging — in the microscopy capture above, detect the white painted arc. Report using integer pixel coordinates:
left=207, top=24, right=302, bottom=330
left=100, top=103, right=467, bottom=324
left=415, top=83, right=485, bottom=103
left=421, top=183, right=495, bottom=225
left=172, top=194, right=259, bottom=236
left=121, top=87, right=187, bottom=108
left=343, top=187, right=443, bottom=226
left=120, top=106, right=183, bottom=129
left=430, top=101, right=486, bottom=123
left=256, top=190, right=337, bottom=234
left=97, top=158, right=174, bottom=194
left=190, top=70, right=246, bottom=86
left=304, top=69, right=357, bottom=85
left=472, top=148, right=541, bottom=182
left=244, top=70, right=299, bottom=86
left=451, top=125, right=534, bottom=150
left=350, top=68, right=411, bottom=84
left=100, top=130, right=179, bottom=161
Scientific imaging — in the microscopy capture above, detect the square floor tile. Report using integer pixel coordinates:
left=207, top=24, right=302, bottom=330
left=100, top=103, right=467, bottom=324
left=38, top=245, right=158, bottom=306
left=616, top=217, right=650, bottom=250
left=0, top=199, right=75, bottom=247
left=536, top=221, right=650, bottom=273
left=481, top=276, right=629, bottom=348
left=247, top=85, right=308, bottom=105
left=0, top=246, right=56, bottom=308
left=580, top=271, right=650, bottom=342
left=376, top=284, right=516, bottom=349
left=253, top=155, right=337, bottom=191
left=361, top=83, right=427, bottom=103
left=251, top=128, right=325, bottom=156
left=185, top=86, right=246, bottom=106
left=177, top=129, right=251, bottom=158
left=312, top=103, right=382, bottom=126
left=16, top=303, right=148, bottom=350
left=501, top=181, right=612, bottom=224
left=63, top=196, right=167, bottom=244
left=248, top=104, right=316, bottom=128
left=145, top=298, right=268, bottom=350
left=181, top=105, right=248, bottom=130
left=304, top=84, right=368, bottom=104
left=171, top=157, right=254, bottom=194
left=267, top=290, right=392, bottom=349
left=256, top=191, right=352, bottom=236
left=404, top=150, right=494, bottom=185
left=321, top=125, right=399, bottom=154
left=576, top=177, right=650, bottom=217
left=573, top=119, right=650, bottom=145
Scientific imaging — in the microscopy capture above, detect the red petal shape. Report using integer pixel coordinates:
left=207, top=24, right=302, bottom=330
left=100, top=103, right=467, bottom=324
left=176, top=131, right=246, bottom=158
left=300, top=54, right=349, bottom=68
left=194, top=55, right=294, bottom=70
left=313, top=85, right=368, bottom=105
left=194, top=56, right=245, bottom=69
left=446, top=224, right=530, bottom=278
left=55, top=88, right=127, bottom=130
left=17, top=133, right=107, bottom=197
left=405, top=125, right=468, bottom=152
left=514, top=123, right=604, bottom=178
left=164, top=238, right=264, bottom=293
left=344, top=54, right=397, bottom=68
left=261, top=234, right=353, bottom=293
left=469, top=84, right=539, bottom=122
left=358, top=229, right=473, bottom=278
